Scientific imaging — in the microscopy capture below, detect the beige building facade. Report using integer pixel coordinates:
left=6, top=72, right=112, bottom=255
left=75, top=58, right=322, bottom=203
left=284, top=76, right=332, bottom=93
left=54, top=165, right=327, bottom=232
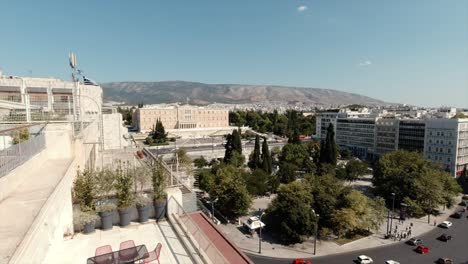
left=133, top=104, right=229, bottom=132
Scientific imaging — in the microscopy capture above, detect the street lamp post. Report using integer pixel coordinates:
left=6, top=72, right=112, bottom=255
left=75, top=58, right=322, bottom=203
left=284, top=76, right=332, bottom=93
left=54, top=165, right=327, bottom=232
left=389, top=193, right=396, bottom=234
left=259, top=211, right=265, bottom=254
left=314, top=213, right=319, bottom=255
left=211, top=198, right=218, bottom=223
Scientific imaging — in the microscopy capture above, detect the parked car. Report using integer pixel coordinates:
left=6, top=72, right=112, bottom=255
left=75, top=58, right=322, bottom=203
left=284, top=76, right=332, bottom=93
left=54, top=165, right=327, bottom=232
left=385, top=260, right=400, bottom=264
left=356, top=255, right=373, bottom=264
left=406, top=238, right=423, bottom=246
left=450, top=212, right=462, bottom=219
left=437, top=258, right=454, bottom=264
left=439, top=221, right=453, bottom=228
left=416, top=245, right=430, bottom=254
left=438, top=234, right=452, bottom=242
left=293, top=259, right=311, bottom=264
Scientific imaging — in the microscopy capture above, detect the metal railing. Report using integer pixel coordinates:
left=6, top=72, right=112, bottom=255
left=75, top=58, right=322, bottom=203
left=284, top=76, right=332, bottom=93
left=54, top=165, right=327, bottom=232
left=168, top=196, right=229, bottom=264
left=0, top=126, right=46, bottom=178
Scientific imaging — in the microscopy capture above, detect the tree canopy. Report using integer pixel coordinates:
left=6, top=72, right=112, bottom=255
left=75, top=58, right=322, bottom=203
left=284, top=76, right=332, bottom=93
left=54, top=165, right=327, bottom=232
left=264, top=181, right=316, bottom=244
left=373, top=150, right=461, bottom=216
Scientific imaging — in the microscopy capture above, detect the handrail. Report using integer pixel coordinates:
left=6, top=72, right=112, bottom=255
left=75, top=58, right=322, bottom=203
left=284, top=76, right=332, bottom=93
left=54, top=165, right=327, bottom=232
left=167, top=196, right=229, bottom=264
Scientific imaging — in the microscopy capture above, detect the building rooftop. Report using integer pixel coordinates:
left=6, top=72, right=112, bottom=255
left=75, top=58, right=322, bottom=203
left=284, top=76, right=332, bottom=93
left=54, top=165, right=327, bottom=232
left=43, top=220, right=193, bottom=264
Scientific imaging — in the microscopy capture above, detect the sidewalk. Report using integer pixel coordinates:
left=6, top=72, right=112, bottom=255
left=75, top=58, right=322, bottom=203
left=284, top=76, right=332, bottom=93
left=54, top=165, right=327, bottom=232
left=219, top=196, right=463, bottom=259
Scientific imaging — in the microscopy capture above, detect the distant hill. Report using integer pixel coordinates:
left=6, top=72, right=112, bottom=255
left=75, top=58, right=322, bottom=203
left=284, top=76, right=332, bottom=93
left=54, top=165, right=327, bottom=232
left=102, top=81, right=388, bottom=106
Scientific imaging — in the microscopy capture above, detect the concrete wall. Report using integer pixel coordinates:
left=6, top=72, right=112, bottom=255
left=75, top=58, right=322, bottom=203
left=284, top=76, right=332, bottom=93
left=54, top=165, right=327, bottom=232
left=102, top=113, right=129, bottom=150
left=0, top=124, right=73, bottom=202
left=9, top=121, right=99, bottom=264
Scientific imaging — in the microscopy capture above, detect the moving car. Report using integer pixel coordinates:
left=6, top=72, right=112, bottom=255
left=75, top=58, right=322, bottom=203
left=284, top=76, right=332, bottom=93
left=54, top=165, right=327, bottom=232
left=406, top=238, right=423, bottom=246
left=416, top=245, right=430, bottom=254
left=356, top=255, right=373, bottom=264
left=437, top=258, right=454, bottom=264
left=439, top=221, right=453, bottom=228
left=293, top=259, right=312, bottom=264
left=438, top=233, right=452, bottom=242
left=385, top=260, right=400, bottom=264
left=450, top=212, right=462, bottom=219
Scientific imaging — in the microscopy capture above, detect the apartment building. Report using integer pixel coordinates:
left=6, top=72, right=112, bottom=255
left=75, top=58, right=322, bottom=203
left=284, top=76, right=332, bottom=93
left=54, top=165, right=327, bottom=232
left=398, top=120, right=426, bottom=153
left=424, top=118, right=468, bottom=176
left=315, top=111, right=339, bottom=140
left=133, top=104, right=229, bottom=132
left=375, top=118, right=398, bottom=156
left=336, top=118, right=377, bottom=159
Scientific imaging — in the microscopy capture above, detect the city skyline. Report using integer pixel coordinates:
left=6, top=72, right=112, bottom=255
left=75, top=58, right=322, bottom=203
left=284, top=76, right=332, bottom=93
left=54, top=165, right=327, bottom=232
left=0, top=0, right=467, bottom=108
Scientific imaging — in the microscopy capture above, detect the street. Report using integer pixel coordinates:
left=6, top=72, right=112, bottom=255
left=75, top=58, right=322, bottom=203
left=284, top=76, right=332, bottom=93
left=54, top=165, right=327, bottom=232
left=248, top=214, right=468, bottom=264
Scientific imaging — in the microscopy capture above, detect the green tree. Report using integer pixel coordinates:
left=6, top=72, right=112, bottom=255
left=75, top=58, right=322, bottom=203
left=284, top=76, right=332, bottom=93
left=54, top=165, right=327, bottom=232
left=232, top=129, right=242, bottom=154
left=344, top=159, right=369, bottom=181
left=209, top=165, right=252, bottom=218
left=261, top=138, right=272, bottom=174
left=72, top=168, right=96, bottom=211
left=307, top=173, right=345, bottom=229
left=194, top=156, right=208, bottom=168
left=332, top=208, right=358, bottom=238
left=319, top=123, right=338, bottom=166
left=373, top=150, right=461, bottom=216
left=197, top=168, right=215, bottom=193
left=264, top=181, right=316, bottom=244
left=248, top=135, right=262, bottom=170
left=151, top=119, right=168, bottom=143
left=224, top=134, right=234, bottom=163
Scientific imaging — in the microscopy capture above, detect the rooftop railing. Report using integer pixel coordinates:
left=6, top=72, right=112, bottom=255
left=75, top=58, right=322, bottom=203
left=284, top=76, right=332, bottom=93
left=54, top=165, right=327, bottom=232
left=0, top=124, right=46, bottom=178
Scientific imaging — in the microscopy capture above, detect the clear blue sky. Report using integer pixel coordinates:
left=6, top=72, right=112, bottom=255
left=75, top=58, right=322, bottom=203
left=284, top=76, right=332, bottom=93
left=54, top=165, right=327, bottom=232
left=1, top=0, right=467, bottom=107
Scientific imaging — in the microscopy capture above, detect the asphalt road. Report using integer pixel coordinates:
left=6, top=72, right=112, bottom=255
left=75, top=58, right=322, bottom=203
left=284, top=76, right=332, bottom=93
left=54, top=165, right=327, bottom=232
left=247, top=213, right=468, bottom=264
left=148, top=142, right=285, bottom=155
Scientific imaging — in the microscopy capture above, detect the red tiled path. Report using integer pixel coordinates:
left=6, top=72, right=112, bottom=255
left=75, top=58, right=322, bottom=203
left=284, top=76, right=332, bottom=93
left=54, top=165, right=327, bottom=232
left=188, top=212, right=253, bottom=264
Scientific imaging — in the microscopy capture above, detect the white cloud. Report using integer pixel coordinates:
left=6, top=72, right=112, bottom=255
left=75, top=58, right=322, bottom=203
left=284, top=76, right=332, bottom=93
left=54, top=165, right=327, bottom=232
left=358, top=60, right=372, bottom=67
left=297, top=5, right=308, bottom=13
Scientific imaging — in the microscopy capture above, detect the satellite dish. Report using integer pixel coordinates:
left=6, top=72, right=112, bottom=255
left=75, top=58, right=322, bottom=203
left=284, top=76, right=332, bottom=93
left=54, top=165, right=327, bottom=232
left=69, top=52, right=77, bottom=69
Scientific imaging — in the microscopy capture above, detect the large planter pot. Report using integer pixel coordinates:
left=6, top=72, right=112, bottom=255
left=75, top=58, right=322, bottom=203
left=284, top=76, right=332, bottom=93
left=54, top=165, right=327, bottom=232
left=83, top=222, right=96, bottom=234
left=119, top=207, right=132, bottom=227
left=137, top=205, right=151, bottom=223
left=154, top=199, right=167, bottom=221
left=99, top=211, right=114, bottom=230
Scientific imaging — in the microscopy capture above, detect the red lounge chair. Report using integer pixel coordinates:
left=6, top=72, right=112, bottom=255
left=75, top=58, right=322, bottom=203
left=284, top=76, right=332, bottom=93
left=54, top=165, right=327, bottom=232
left=94, top=245, right=114, bottom=264
left=144, top=243, right=162, bottom=264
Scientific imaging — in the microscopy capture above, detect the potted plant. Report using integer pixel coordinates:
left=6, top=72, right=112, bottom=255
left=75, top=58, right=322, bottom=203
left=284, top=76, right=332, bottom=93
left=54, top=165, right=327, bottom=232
left=114, top=162, right=134, bottom=227
left=72, top=168, right=96, bottom=212
left=136, top=195, right=152, bottom=223
left=74, top=209, right=99, bottom=234
left=96, top=202, right=117, bottom=230
left=152, top=161, right=167, bottom=221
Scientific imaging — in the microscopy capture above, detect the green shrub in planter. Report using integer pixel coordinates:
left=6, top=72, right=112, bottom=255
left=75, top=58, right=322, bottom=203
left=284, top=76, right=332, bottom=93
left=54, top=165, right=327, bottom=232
left=114, top=162, right=134, bottom=226
left=72, top=168, right=96, bottom=211
left=136, top=195, right=152, bottom=223
left=152, top=161, right=167, bottom=221
left=96, top=202, right=117, bottom=230
left=74, top=209, right=99, bottom=234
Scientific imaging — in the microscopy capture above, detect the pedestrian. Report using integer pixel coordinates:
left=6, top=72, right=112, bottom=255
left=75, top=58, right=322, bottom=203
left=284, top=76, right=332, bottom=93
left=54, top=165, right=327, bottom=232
left=405, top=226, right=408, bottom=232
left=410, top=222, right=413, bottom=227
left=434, top=220, right=436, bottom=226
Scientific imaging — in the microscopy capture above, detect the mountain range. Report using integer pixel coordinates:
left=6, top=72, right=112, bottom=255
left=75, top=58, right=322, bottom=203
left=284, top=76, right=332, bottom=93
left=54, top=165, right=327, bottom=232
left=102, top=81, right=388, bottom=106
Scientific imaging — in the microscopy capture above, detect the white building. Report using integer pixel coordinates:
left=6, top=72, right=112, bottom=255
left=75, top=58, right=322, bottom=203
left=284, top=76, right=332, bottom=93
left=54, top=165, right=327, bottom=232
left=424, top=118, right=468, bottom=176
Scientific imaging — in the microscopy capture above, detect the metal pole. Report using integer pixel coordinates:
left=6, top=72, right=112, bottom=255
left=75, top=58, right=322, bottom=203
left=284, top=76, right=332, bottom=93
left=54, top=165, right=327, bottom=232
left=314, top=214, right=319, bottom=255
left=259, top=212, right=265, bottom=254
left=390, top=193, right=395, bottom=233
left=259, top=225, right=262, bottom=253
left=386, top=210, right=390, bottom=235
left=211, top=201, right=214, bottom=222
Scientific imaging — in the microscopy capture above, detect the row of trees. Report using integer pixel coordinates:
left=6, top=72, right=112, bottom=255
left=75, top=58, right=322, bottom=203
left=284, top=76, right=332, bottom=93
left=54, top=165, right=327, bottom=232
left=229, top=110, right=316, bottom=136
